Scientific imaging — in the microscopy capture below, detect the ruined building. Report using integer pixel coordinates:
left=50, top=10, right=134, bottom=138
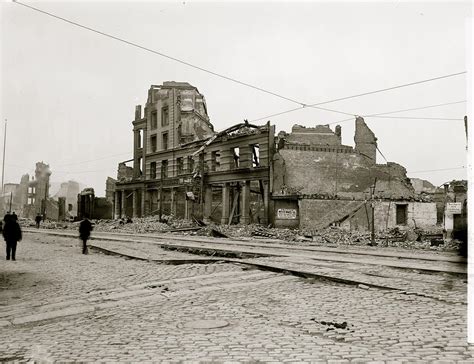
left=77, top=187, right=113, bottom=220
left=114, top=82, right=438, bottom=233
left=8, top=162, right=65, bottom=220
left=114, top=82, right=273, bottom=224
left=273, top=118, right=437, bottom=232
left=53, top=180, right=80, bottom=217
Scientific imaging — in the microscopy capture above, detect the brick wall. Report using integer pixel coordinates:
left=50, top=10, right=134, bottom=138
left=374, top=201, right=437, bottom=231
left=274, top=148, right=414, bottom=200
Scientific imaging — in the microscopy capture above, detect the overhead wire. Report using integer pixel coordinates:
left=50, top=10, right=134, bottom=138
left=56, top=152, right=131, bottom=167
left=11, top=0, right=468, bottom=186
left=407, top=166, right=466, bottom=174
left=12, top=0, right=306, bottom=107
left=327, top=100, right=467, bottom=125
left=367, top=116, right=463, bottom=121
left=13, top=0, right=466, bottom=121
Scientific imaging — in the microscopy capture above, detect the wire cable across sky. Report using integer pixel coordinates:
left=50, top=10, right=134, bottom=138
left=13, top=0, right=467, bottom=123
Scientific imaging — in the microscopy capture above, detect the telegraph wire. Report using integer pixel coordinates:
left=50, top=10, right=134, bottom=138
left=13, top=1, right=466, bottom=119
left=250, top=106, right=306, bottom=123
left=327, top=100, right=466, bottom=125
left=56, top=152, right=131, bottom=167
left=408, top=166, right=466, bottom=174
left=13, top=0, right=306, bottom=107
left=368, top=116, right=463, bottom=121
left=251, top=95, right=466, bottom=125
left=306, top=72, right=466, bottom=107
left=376, top=146, right=388, bottom=163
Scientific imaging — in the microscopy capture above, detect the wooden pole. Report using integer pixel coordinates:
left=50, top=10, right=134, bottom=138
left=1, top=119, right=6, bottom=194
left=370, top=178, right=377, bottom=246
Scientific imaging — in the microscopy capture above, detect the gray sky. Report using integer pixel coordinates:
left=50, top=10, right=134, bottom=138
left=1, top=0, right=470, bottom=196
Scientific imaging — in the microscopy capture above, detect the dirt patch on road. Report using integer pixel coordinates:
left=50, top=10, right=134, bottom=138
left=0, top=270, right=49, bottom=303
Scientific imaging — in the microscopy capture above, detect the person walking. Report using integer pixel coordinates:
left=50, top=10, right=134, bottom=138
left=35, top=214, right=42, bottom=229
left=79, top=217, right=93, bottom=255
left=3, top=213, right=22, bottom=260
left=11, top=212, right=17, bottom=221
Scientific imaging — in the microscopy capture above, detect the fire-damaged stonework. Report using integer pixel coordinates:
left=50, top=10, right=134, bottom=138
left=274, top=117, right=437, bottom=232
left=115, top=82, right=273, bottom=225
left=114, top=82, right=439, bottom=233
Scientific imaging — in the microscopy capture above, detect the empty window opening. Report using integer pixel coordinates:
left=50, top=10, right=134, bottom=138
left=396, top=204, right=408, bottom=225
left=177, top=157, right=184, bottom=175
left=162, top=106, right=169, bottom=126
left=162, top=132, right=169, bottom=151
left=151, top=111, right=158, bottom=129
left=139, top=157, right=143, bottom=176
left=232, top=147, right=240, bottom=169
left=187, top=156, right=195, bottom=173
left=150, top=162, right=157, bottom=179
left=211, top=151, right=220, bottom=172
left=251, top=144, right=260, bottom=167
left=151, top=135, right=157, bottom=152
left=137, top=130, right=143, bottom=149
left=161, top=160, right=168, bottom=178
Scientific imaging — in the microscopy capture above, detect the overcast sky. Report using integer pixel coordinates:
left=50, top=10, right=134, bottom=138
left=0, top=0, right=471, bottom=196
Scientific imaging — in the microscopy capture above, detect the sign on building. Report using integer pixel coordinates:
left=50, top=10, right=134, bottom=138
left=446, top=202, right=462, bottom=214
left=277, top=208, right=297, bottom=219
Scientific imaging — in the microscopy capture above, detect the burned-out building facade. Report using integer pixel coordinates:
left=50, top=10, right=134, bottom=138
left=273, top=117, right=438, bottom=232
left=114, top=82, right=441, bottom=233
left=114, top=82, right=273, bottom=225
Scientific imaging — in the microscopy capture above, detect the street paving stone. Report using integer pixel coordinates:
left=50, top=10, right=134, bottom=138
left=0, top=232, right=472, bottom=362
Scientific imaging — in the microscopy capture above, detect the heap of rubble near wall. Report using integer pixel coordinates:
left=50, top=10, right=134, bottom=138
left=273, top=117, right=438, bottom=233
left=111, top=82, right=441, bottom=238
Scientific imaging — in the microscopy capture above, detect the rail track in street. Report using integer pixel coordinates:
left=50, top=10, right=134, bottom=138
left=25, top=228, right=467, bottom=275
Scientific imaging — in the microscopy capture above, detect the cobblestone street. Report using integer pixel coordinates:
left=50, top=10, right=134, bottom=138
left=0, top=232, right=472, bottom=363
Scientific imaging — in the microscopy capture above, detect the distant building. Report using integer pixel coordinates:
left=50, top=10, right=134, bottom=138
left=53, top=180, right=80, bottom=217
left=105, top=177, right=116, bottom=204
left=77, top=188, right=113, bottom=220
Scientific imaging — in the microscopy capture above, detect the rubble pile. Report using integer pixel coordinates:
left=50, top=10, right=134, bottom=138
left=311, top=227, right=372, bottom=246
left=191, top=223, right=300, bottom=241
left=92, top=216, right=171, bottom=233
left=12, top=216, right=462, bottom=253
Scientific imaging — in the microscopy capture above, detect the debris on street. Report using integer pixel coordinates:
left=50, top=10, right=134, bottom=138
left=17, top=216, right=462, bottom=252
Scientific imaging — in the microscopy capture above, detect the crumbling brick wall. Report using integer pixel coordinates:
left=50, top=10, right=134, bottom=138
left=117, top=163, right=133, bottom=182
left=354, top=116, right=377, bottom=164
left=276, top=148, right=414, bottom=199
left=273, top=119, right=415, bottom=200
left=374, top=201, right=437, bottom=231
left=286, top=124, right=342, bottom=145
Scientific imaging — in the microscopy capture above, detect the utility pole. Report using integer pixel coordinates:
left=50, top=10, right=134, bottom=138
left=465, top=115, right=468, bottom=151
left=1, top=119, right=6, bottom=194
left=1, top=119, right=6, bottom=215
left=370, top=177, right=377, bottom=246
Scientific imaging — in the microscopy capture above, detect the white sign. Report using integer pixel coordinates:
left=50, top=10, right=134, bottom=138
left=446, top=202, right=462, bottom=214
left=277, top=208, right=297, bottom=219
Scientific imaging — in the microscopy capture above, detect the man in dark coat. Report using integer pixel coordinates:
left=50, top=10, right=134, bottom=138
left=35, top=214, right=42, bottom=229
left=79, top=217, right=93, bottom=255
left=3, top=214, right=22, bottom=260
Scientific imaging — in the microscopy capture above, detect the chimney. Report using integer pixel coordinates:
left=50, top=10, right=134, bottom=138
left=135, top=105, right=142, bottom=121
